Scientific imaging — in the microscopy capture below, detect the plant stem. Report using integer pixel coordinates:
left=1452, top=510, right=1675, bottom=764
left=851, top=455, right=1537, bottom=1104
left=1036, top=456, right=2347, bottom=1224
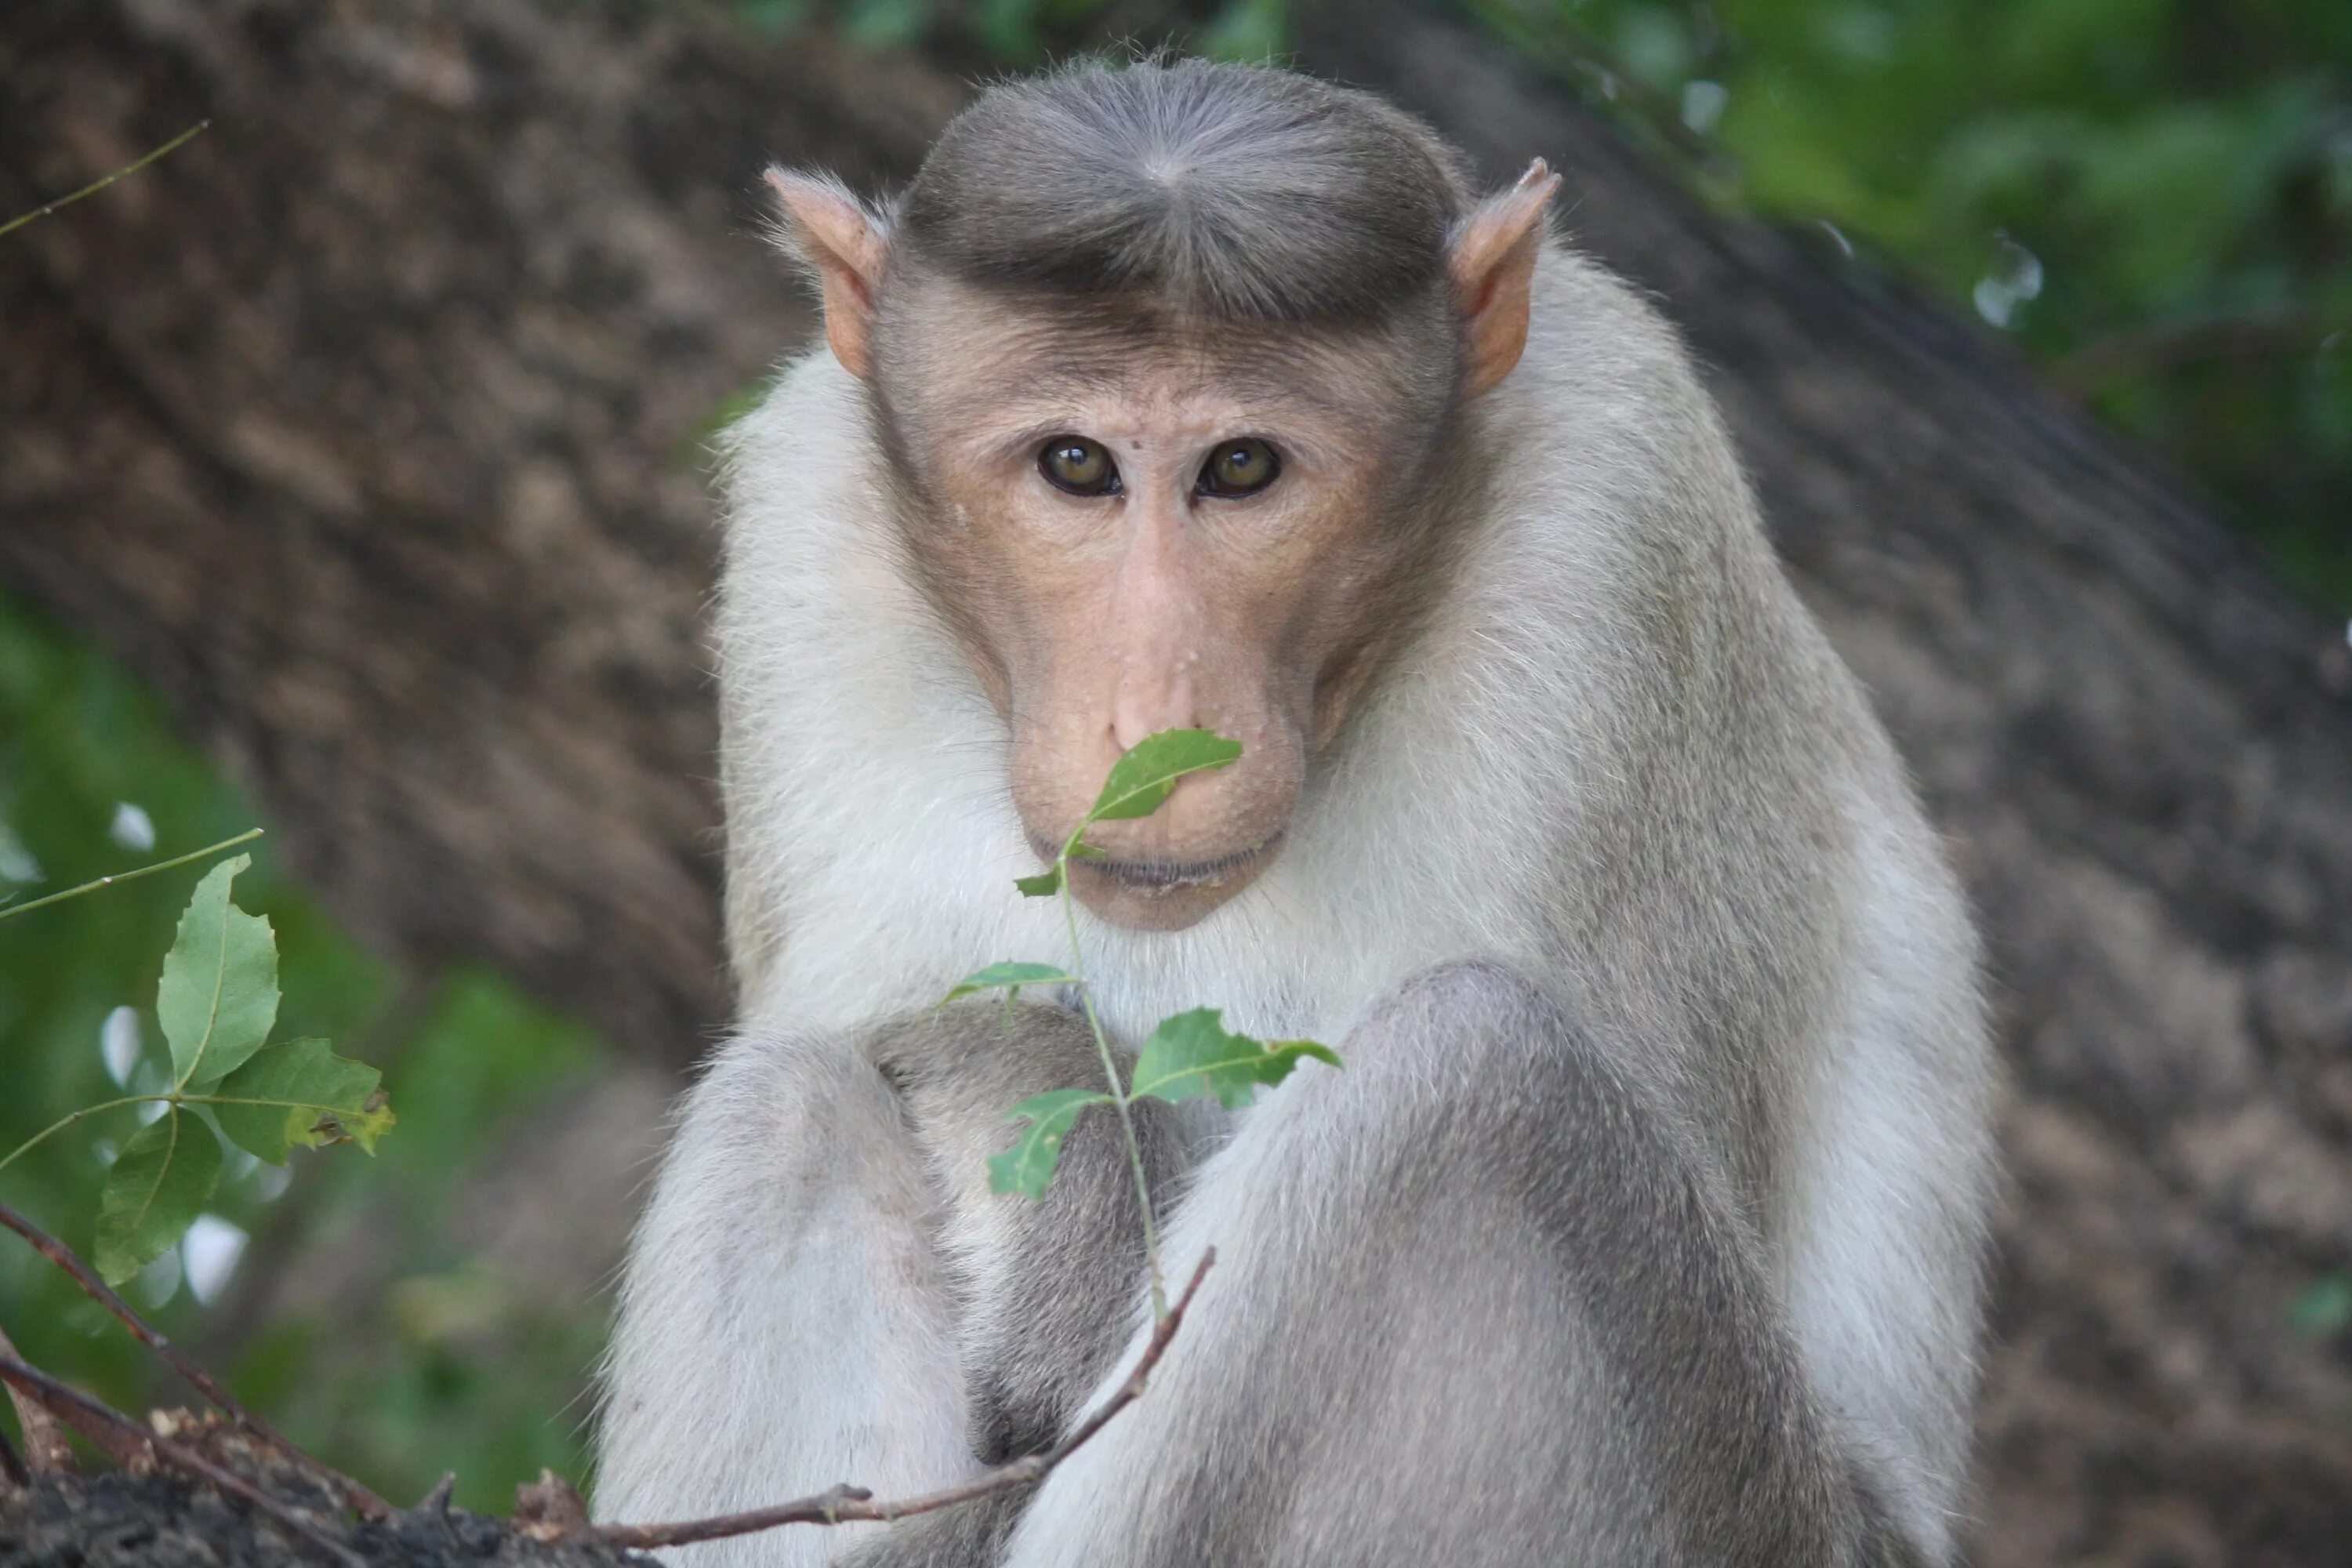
left=1055, top=840, right=1169, bottom=1322
left=0, top=121, right=212, bottom=241
left=0, top=828, right=263, bottom=924
left=0, top=1086, right=373, bottom=1181
left=0, top=1098, right=158, bottom=1178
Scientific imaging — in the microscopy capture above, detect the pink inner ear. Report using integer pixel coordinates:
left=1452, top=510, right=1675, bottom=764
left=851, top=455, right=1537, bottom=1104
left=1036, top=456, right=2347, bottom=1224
left=1450, top=162, right=1560, bottom=307
left=764, top=170, right=889, bottom=378
left=1451, top=162, right=1560, bottom=395
left=764, top=170, right=887, bottom=293
left=1462, top=260, right=1506, bottom=321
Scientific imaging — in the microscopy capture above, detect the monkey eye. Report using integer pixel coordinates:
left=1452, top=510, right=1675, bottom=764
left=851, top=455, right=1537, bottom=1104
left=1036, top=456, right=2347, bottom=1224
left=1040, top=437, right=1120, bottom=496
left=1197, top=437, right=1281, bottom=498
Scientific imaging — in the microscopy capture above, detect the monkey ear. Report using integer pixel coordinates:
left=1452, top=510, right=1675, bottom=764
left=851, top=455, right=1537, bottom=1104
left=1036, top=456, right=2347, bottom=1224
left=1450, top=159, right=1562, bottom=397
left=764, top=169, right=890, bottom=380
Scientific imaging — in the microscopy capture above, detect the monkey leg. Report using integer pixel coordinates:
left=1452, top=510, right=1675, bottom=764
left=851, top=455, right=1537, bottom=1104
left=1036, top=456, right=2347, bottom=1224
left=595, top=1025, right=973, bottom=1568
left=600, top=1007, right=1181, bottom=1568
left=992, top=960, right=1922, bottom=1568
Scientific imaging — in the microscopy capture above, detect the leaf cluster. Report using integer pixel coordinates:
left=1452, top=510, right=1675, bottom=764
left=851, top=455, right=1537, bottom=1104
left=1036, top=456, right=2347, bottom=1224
left=3, top=851, right=393, bottom=1284
left=988, top=1012, right=1339, bottom=1200
left=946, top=728, right=1340, bottom=1219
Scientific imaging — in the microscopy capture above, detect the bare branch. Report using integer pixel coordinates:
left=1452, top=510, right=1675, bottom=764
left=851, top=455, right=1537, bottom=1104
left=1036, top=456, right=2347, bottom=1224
left=10, top=1371, right=148, bottom=1472
left=598, top=1247, right=1216, bottom=1552
left=0, top=1200, right=391, bottom=1518
left=0, top=1353, right=366, bottom=1568
left=0, top=1319, right=74, bottom=1473
left=1044, top=1247, right=1211, bottom=1465
left=514, top=1468, right=592, bottom=1540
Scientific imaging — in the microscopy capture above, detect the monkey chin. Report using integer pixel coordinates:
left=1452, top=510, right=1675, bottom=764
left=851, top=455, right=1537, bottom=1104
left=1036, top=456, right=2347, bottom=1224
left=1066, top=834, right=1283, bottom=932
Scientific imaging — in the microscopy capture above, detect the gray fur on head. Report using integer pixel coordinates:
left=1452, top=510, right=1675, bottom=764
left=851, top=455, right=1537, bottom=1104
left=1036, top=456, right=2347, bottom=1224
left=892, top=59, right=1470, bottom=321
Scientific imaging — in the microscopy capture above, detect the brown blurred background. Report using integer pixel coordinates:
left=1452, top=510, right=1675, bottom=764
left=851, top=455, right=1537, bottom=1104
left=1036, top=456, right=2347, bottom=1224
left=2, top=1, right=2349, bottom=1563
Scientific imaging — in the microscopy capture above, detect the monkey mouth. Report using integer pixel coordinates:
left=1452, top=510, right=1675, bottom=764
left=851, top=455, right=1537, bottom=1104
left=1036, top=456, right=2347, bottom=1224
left=1044, top=833, right=1284, bottom=893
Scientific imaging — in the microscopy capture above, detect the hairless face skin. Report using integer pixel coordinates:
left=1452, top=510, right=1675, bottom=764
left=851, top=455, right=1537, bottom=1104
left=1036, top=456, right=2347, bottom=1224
left=769, top=157, right=1555, bottom=930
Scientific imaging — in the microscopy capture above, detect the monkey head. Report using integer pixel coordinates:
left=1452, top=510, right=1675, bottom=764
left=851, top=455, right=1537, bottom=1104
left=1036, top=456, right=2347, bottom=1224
left=763, top=64, right=1555, bottom=932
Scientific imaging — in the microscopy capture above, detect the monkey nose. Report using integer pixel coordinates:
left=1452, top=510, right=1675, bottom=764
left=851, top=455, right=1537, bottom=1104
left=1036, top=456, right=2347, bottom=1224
left=1109, top=662, right=1197, bottom=753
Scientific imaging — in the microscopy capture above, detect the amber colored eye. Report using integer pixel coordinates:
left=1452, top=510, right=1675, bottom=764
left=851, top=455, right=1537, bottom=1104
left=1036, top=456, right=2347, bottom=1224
left=1040, top=437, right=1120, bottom=496
left=1198, top=437, right=1281, bottom=498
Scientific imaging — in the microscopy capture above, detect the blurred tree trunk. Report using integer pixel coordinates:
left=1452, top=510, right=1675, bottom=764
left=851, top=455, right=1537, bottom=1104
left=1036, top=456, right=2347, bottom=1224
left=3, top=1, right=2350, bottom=1563
left=0, top=0, right=960, bottom=1063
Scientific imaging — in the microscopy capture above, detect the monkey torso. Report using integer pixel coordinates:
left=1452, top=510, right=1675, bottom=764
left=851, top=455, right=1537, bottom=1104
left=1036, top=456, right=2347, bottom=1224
left=706, top=240, right=1994, bottom=1560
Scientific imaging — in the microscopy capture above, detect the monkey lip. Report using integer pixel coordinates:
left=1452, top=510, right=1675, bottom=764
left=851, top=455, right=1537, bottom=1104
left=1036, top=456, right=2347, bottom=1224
left=1043, top=832, right=1285, bottom=894
left=1091, top=836, right=1280, bottom=891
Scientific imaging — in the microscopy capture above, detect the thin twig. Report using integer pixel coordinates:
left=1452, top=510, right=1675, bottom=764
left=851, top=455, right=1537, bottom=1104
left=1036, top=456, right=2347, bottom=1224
left=0, top=1354, right=366, bottom=1568
left=0, top=828, right=262, bottom=924
left=1042, top=1247, right=1210, bottom=1462
left=0, top=120, right=212, bottom=242
left=9, top=1365, right=148, bottom=1471
left=0, top=1201, right=391, bottom=1519
left=0, top=1319, right=74, bottom=1472
left=599, top=1247, right=1215, bottom=1552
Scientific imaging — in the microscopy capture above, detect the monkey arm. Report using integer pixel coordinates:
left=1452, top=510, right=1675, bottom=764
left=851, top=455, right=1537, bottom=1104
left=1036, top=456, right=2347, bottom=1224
left=597, top=1005, right=1184, bottom=1568
left=991, top=960, right=1922, bottom=1568
left=594, top=1031, right=975, bottom=1566
left=862, top=1002, right=1186, bottom=1465
left=840, top=1004, right=1185, bottom=1568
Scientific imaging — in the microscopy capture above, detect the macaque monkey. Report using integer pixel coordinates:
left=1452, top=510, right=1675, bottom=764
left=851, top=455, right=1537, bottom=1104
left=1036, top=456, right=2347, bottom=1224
left=598, top=58, right=1995, bottom=1568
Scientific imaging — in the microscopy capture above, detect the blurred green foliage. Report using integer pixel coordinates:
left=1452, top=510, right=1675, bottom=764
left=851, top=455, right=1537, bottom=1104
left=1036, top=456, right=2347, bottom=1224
left=0, top=595, right=608, bottom=1512
left=1472, top=0, right=2352, bottom=609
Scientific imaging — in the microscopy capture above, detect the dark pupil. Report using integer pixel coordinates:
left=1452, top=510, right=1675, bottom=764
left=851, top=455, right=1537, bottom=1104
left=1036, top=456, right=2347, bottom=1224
left=1045, top=440, right=1109, bottom=492
left=1210, top=440, right=1276, bottom=494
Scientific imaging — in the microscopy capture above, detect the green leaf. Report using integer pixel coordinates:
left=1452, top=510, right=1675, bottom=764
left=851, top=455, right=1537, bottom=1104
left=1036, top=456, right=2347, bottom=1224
left=210, top=1038, right=393, bottom=1163
left=94, top=1109, right=223, bottom=1286
left=987, top=1089, right=1114, bottom=1200
left=156, top=853, right=279, bottom=1089
left=942, top=962, right=1083, bottom=1005
left=1087, top=728, right=1243, bottom=824
left=1014, top=865, right=1063, bottom=898
left=1131, top=1007, right=1340, bottom=1111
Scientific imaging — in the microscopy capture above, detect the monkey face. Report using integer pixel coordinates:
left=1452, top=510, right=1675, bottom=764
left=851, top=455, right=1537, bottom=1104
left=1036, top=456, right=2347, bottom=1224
left=761, top=140, right=1553, bottom=934
left=869, top=278, right=1462, bottom=931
